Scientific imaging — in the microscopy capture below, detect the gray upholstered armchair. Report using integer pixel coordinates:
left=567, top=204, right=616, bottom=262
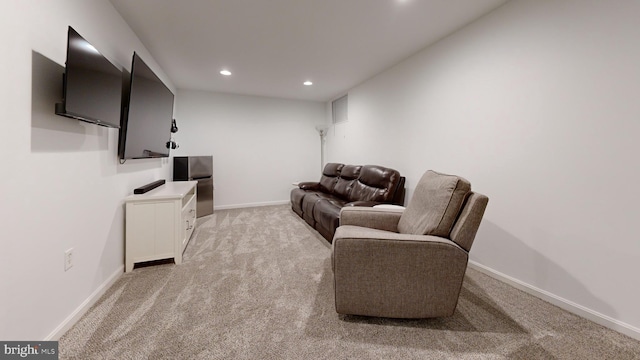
left=331, top=170, right=488, bottom=318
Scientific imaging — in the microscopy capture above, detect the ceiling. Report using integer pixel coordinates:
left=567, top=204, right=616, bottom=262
left=109, top=0, right=508, bottom=102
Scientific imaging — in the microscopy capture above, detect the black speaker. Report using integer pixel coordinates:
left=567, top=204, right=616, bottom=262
left=171, top=119, right=178, bottom=133
left=133, top=179, right=166, bottom=194
left=166, top=140, right=179, bottom=149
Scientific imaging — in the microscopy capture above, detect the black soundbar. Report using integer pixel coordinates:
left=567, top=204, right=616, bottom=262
left=134, top=179, right=166, bottom=194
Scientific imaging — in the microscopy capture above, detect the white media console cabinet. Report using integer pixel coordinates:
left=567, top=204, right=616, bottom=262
left=124, top=181, right=198, bottom=272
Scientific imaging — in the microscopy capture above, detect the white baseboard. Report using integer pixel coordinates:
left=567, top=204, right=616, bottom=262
left=45, top=266, right=124, bottom=340
left=214, top=200, right=289, bottom=211
left=468, top=261, right=640, bottom=341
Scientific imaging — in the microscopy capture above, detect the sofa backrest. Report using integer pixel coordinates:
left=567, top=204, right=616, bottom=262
left=317, top=163, right=402, bottom=203
left=318, top=163, right=344, bottom=193
left=391, top=176, right=406, bottom=206
left=348, top=165, right=401, bottom=203
left=333, top=165, right=362, bottom=199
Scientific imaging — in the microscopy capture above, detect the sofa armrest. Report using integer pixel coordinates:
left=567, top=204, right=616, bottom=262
left=298, top=181, right=321, bottom=191
left=339, top=206, right=403, bottom=233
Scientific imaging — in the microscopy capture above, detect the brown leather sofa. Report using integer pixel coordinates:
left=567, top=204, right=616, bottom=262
left=290, top=163, right=405, bottom=242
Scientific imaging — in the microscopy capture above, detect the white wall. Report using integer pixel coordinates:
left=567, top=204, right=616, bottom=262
left=0, top=0, right=175, bottom=340
left=325, top=0, right=640, bottom=338
left=175, top=90, right=325, bottom=208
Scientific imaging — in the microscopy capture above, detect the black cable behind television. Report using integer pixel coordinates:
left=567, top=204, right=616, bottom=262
left=55, top=26, right=122, bottom=128
left=118, top=52, right=175, bottom=160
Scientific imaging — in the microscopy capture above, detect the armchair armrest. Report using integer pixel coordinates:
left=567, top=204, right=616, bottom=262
left=339, top=206, right=403, bottom=233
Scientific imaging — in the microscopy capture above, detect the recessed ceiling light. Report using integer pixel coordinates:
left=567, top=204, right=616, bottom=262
left=303, top=81, right=313, bottom=86
left=220, top=70, right=232, bottom=76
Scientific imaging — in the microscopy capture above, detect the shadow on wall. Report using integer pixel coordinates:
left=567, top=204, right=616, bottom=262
left=94, top=202, right=126, bottom=285
left=473, top=220, right=616, bottom=322
left=115, top=157, right=168, bottom=175
left=31, top=51, right=109, bottom=153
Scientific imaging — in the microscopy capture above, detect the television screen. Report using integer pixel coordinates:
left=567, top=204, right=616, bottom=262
left=118, top=52, right=174, bottom=159
left=55, top=26, right=121, bottom=128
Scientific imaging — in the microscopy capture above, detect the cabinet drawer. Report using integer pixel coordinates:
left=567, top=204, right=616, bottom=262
left=181, top=194, right=197, bottom=249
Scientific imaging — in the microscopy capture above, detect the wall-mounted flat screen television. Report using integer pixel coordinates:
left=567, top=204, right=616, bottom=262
left=118, top=52, right=175, bottom=160
left=55, top=26, right=122, bottom=128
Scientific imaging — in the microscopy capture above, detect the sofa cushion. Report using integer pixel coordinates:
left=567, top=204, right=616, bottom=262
left=333, top=165, right=361, bottom=199
left=318, top=163, right=344, bottom=193
left=313, top=199, right=343, bottom=237
left=349, top=165, right=401, bottom=202
left=301, top=193, right=322, bottom=227
left=290, top=188, right=307, bottom=216
left=397, top=170, right=471, bottom=237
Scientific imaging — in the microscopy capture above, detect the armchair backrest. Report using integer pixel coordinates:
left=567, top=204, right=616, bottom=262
left=397, top=170, right=488, bottom=252
left=398, top=170, right=471, bottom=237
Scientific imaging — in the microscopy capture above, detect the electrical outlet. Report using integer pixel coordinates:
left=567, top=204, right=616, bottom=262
left=64, top=248, right=74, bottom=271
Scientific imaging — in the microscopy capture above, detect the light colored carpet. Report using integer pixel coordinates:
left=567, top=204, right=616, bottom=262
left=60, top=205, right=640, bottom=359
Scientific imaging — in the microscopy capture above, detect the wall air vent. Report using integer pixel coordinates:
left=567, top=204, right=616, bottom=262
left=332, top=94, right=348, bottom=124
